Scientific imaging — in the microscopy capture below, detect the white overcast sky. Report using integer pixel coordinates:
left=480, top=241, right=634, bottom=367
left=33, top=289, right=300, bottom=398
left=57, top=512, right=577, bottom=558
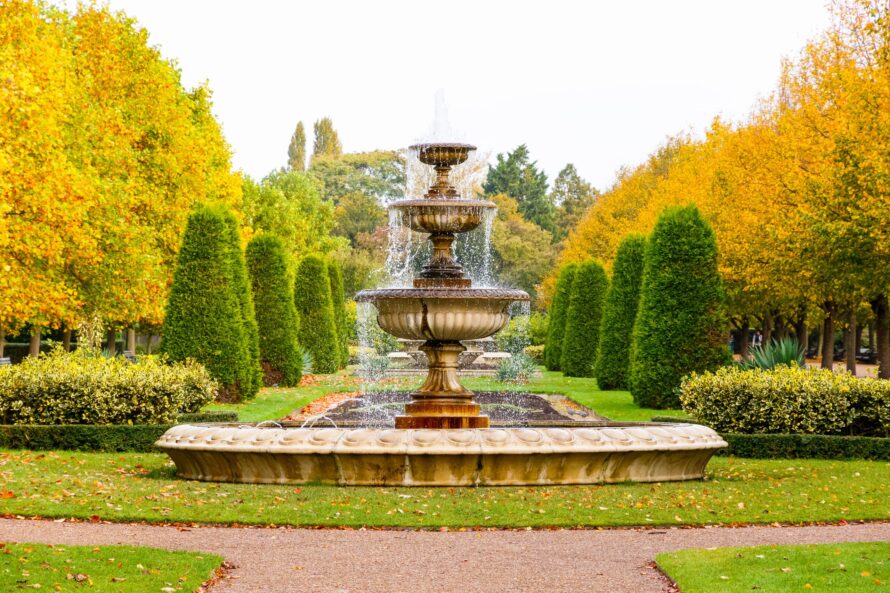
left=59, top=0, right=831, bottom=190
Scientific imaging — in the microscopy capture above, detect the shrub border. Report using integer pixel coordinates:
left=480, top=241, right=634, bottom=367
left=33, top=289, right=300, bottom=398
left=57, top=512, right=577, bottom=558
left=651, top=416, right=890, bottom=461
left=0, top=411, right=238, bottom=453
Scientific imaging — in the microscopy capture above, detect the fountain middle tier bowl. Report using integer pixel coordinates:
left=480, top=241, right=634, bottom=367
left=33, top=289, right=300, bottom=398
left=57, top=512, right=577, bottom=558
left=355, top=288, right=529, bottom=342
left=389, top=199, right=496, bottom=234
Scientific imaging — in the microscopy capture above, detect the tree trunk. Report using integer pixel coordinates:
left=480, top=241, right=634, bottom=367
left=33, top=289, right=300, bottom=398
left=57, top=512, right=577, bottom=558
left=62, top=328, right=72, bottom=351
left=870, top=295, right=890, bottom=379
left=0, top=330, right=5, bottom=358
left=106, top=329, right=117, bottom=356
left=821, top=303, right=835, bottom=370
left=29, top=326, right=41, bottom=358
left=762, top=311, right=774, bottom=345
left=868, top=321, right=875, bottom=350
left=739, top=325, right=751, bottom=359
left=794, top=314, right=808, bottom=354
left=845, top=310, right=857, bottom=375
left=126, top=328, right=136, bottom=353
left=855, top=323, right=863, bottom=354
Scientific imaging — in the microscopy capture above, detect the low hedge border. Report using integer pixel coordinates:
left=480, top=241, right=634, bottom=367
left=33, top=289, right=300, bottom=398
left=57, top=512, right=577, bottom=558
left=0, top=411, right=239, bottom=453
left=651, top=416, right=890, bottom=461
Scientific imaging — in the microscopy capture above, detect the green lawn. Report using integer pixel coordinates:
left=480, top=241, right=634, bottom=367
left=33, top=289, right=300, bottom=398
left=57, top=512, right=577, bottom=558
left=658, top=542, right=890, bottom=592
left=203, top=368, right=684, bottom=423
left=1, top=451, right=887, bottom=528
left=0, top=542, right=222, bottom=593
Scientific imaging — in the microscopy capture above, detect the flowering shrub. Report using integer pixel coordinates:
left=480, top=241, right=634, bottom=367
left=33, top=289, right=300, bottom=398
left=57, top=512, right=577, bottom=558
left=0, top=350, right=216, bottom=425
left=680, top=365, right=890, bottom=436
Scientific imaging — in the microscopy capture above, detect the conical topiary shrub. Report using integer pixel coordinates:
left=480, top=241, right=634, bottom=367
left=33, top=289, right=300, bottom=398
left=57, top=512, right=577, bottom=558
left=629, top=205, right=728, bottom=409
left=560, top=260, right=609, bottom=377
left=294, top=254, right=339, bottom=374
left=327, top=258, right=348, bottom=368
left=544, top=263, right=577, bottom=371
left=222, top=210, right=261, bottom=400
left=246, top=234, right=302, bottom=386
left=594, top=234, right=647, bottom=390
left=161, top=205, right=251, bottom=402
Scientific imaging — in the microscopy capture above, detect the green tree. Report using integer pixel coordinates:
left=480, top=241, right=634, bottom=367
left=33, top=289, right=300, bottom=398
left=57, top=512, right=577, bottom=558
left=551, top=164, right=598, bottom=239
left=630, top=205, right=728, bottom=408
left=161, top=205, right=251, bottom=402
left=312, top=117, right=342, bottom=162
left=246, top=234, right=302, bottom=386
left=483, top=144, right=554, bottom=233
left=544, top=263, right=577, bottom=370
left=294, top=255, right=339, bottom=374
left=241, top=171, right=344, bottom=264
left=287, top=121, right=306, bottom=172
left=327, top=258, right=348, bottom=368
left=560, top=261, right=609, bottom=377
left=489, top=194, right=555, bottom=301
left=332, top=191, right=387, bottom=246
left=594, top=234, right=647, bottom=390
left=222, top=211, right=262, bottom=400
left=309, top=150, right=406, bottom=203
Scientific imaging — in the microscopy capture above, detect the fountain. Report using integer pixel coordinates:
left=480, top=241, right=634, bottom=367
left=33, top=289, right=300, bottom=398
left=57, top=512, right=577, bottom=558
left=156, top=142, right=726, bottom=486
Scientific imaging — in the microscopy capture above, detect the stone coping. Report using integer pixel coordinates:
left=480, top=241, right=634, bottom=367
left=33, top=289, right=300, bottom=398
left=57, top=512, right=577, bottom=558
left=156, top=423, right=727, bottom=455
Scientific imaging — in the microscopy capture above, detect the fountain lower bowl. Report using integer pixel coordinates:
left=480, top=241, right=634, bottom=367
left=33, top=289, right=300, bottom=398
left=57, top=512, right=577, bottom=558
left=156, top=422, right=727, bottom=486
left=356, top=288, right=529, bottom=341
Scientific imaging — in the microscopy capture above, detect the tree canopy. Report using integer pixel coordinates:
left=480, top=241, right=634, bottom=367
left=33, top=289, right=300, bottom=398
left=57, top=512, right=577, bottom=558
left=483, top=145, right=554, bottom=234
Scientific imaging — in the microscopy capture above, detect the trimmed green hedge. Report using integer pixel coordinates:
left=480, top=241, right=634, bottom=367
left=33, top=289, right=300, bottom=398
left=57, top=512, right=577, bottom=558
left=595, top=234, right=646, bottom=390
left=544, top=263, right=576, bottom=371
left=294, top=255, right=339, bottom=374
left=246, top=234, right=303, bottom=386
left=629, top=205, right=728, bottom=408
left=162, top=205, right=253, bottom=402
left=718, top=433, right=890, bottom=461
left=0, top=412, right=238, bottom=453
left=327, top=258, right=348, bottom=369
left=560, top=260, right=609, bottom=377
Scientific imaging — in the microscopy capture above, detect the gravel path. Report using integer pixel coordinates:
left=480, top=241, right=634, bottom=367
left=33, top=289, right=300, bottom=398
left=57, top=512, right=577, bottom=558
left=2, top=519, right=888, bottom=593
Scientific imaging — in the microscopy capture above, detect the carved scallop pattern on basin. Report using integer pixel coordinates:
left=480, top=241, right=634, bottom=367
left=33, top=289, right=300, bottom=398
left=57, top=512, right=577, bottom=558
left=156, top=423, right=727, bottom=486
left=389, top=199, right=495, bottom=234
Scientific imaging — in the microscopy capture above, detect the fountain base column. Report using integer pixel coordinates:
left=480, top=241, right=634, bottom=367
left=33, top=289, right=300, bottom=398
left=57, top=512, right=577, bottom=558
left=395, top=341, right=490, bottom=429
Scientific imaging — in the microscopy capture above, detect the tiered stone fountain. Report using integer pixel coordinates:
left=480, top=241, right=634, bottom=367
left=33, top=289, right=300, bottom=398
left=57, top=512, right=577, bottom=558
left=156, top=142, right=726, bottom=486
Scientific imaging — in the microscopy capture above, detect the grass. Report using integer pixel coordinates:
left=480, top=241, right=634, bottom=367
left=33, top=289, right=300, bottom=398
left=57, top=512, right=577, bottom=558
left=0, top=542, right=222, bottom=592
left=1, top=450, right=887, bottom=528
left=203, top=368, right=684, bottom=423
left=657, top=542, right=890, bottom=592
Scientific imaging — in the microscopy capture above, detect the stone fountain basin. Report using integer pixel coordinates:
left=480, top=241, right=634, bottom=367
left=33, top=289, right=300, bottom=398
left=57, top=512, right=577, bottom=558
left=389, top=199, right=495, bottom=234
left=356, top=288, right=529, bottom=342
left=155, top=422, right=727, bottom=486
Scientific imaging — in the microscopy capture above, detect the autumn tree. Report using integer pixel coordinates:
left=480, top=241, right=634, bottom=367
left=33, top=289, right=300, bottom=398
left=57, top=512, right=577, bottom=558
left=312, top=117, right=342, bottom=162
left=287, top=121, right=306, bottom=172
left=489, top=194, right=555, bottom=301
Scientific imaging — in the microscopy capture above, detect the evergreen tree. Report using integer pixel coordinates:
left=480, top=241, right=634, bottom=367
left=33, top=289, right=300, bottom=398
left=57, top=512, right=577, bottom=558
left=544, top=263, right=577, bottom=370
left=483, top=144, right=554, bottom=233
left=161, top=205, right=251, bottom=401
left=550, top=164, right=597, bottom=239
left=294, top=255, right=339, bottom=374
left=594, top=234, right=646, bottom=390
left=287, top=121, right=306, bottom=172
left=629, top=205, right=728, bottom=408
left=222, top=210, right=262, bottom=400
left=312, top=117, right=342, bottom=161
left=560, top=260, right=609, bottom=377
left=246, top=234, right=303, bottom=386
left=327, top=258, right=349, bottom=368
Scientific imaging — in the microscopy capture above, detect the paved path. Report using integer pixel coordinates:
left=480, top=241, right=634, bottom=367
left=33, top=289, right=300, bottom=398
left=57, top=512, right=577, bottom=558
left=2, top=519, right=888, bottom=593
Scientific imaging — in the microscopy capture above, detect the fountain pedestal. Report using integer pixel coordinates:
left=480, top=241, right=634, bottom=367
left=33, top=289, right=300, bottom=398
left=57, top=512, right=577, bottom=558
left=395, top=341, right=489, bottom=429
